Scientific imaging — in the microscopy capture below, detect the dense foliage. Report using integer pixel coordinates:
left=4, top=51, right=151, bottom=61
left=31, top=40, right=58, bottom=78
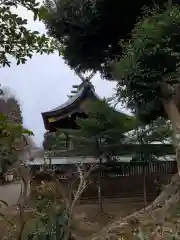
left=0, top=0, right=60, bottom=171
left=0, top=0, right=59, bottom=67
left=131, top=118, right=172, bottom=163
left=0, top=1, right=71, bottom=239
left=0, top=88, right=24, bottom=174
left=129, top=118, right=172, bottom=145
left=43, top=0, right=180, bottom=78
left=0, top=112, right=33, bottom=171
left=43, top=131, right=68, bottom=150
left=0, top=87, right=22, bottom=124
left=113, top=5, right=180, bottom=123
left=23, top=182, right=71, bottom=239
left=71, top=100, right=136, bottom=160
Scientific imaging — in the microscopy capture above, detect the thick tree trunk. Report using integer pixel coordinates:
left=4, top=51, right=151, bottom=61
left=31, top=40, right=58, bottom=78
left=91, top=174, right=180, bottom=240
left=91, top=99, right=180, bottom=240
left=163, top=100, right=180, bottom=175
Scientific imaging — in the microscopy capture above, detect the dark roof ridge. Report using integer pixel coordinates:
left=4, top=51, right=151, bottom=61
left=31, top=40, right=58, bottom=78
left=41, top=81, right=98, bottom=117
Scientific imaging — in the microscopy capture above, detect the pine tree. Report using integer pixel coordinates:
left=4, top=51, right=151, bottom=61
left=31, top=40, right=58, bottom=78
left=69, top=99, right=136, bottom=211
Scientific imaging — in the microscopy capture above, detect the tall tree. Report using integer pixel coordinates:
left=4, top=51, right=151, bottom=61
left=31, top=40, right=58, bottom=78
left=73, top=100, right=136, bottom=158
left=0, top=87, right=37, bottom=175
left=0, top=87, right=23, bottom=174
left=92, top=5, right=180, bottom=238
left=0, top=0, right=59, bottom=168
left=0, top=0, right=56, bottom=163
left=69, top=100, right=136, bottom=211
left=43, top=0, right=180, bottom=78
left=113, top=5, right=180, bottom=159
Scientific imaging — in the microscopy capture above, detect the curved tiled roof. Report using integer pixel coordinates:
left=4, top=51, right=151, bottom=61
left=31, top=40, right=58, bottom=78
left=41, top=81, right=132, bottom=130
left=41, top=81, right=99, bottom=130
left=51, top=82, right=97, bottom=112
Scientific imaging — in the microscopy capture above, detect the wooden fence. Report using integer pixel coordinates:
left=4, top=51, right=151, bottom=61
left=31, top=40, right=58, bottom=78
left=99, top=161, right=177, bottom=176
left=31, top=161, right=177, bottom=200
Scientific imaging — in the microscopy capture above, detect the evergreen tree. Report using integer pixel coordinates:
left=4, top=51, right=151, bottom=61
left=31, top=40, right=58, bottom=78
left=73, top=100, right=136, bottom=159
left=43, top=0, right=180, bottom=78
left=69, top=99, right=136, bottom=211
left=92, top=4, right=180, bottom=236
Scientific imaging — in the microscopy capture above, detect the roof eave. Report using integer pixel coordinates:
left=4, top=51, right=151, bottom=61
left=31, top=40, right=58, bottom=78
left=42, top=84, right=96, bottom=117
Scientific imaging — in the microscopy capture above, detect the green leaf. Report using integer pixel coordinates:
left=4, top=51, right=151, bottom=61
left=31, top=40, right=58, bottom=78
left=0, top=0, right=57, bottom=68
left=38, top=6, right=49, bottom=21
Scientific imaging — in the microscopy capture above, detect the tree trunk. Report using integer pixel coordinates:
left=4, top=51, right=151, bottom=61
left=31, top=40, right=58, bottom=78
left=96, top=137, right=103, bottom=212
left=98, top=157, right=103, bottom=212
left=163, top=100, right=180, bottom=176
left=143, top=166, right=147, bottom=207
left=98, top=178, right=103, bottom=212
left=91, top=173, right=180, bottom=240
left=91, top=99, right=180, bottom=240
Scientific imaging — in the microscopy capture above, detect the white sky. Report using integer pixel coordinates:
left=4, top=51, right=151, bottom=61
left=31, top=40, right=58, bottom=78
left=0, top=3, right=123, bottom=146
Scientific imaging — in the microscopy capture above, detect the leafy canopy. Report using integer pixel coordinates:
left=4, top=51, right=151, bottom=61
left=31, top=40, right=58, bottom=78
left=129, top=118, right=172, bottom=144
left=0, top=0, right=59, bottom=67
left=113, top=5, right=180, bottom=123
left=43, top=0, right=178, bottom=78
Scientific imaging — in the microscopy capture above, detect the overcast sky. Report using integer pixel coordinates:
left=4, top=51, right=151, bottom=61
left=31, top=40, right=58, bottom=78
left=0, top=4, right=119, bottom=146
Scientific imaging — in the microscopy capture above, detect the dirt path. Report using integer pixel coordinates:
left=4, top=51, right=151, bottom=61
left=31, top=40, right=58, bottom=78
left=0, top=182, right=22, bottom=207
